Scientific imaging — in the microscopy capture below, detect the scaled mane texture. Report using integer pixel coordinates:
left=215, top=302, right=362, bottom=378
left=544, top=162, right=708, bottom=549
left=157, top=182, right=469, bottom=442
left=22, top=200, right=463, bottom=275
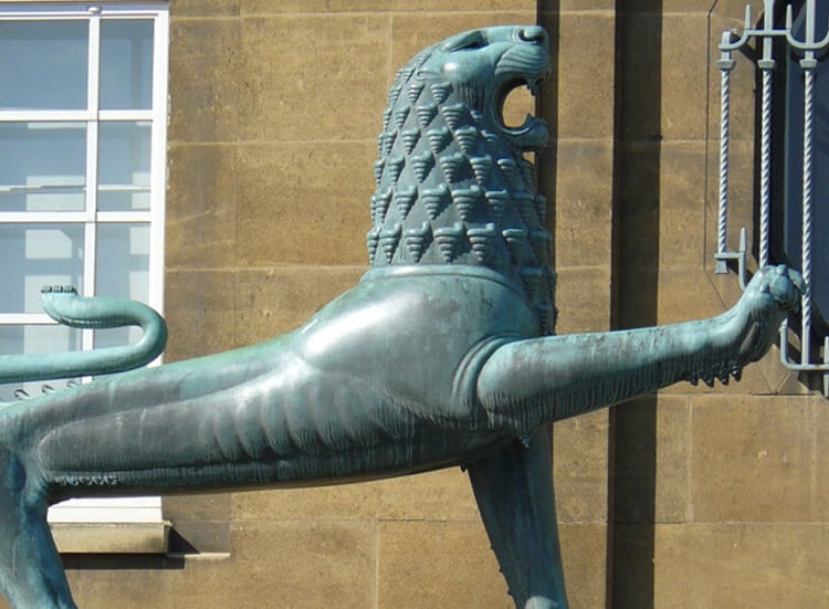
left=367, top=41, right=557, bottom=335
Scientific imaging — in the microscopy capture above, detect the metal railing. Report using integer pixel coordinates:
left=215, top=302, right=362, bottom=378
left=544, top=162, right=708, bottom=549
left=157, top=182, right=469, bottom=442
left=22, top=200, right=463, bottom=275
left=715, top=0, right=829, bottom=396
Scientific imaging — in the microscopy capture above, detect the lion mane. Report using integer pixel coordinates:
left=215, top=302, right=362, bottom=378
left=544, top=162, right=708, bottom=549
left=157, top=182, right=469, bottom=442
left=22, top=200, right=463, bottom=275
left=366, top=28, right=556, bottom=335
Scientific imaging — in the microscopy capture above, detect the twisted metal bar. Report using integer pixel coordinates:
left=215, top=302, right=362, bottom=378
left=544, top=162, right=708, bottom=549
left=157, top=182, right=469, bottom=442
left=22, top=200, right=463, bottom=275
left=800, top=63, right=815, bottom=364
left=797, top=0, right=818, bottom=364
left=758, top=4, right=776, bottom=269
left=716, top=42, right=735, bottom=274
left=759, top=68, right=773, bottom=269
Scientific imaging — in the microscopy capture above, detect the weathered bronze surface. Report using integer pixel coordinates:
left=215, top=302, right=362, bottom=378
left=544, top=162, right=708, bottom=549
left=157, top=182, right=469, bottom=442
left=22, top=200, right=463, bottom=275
left=0, top=26, right=804, bottom=609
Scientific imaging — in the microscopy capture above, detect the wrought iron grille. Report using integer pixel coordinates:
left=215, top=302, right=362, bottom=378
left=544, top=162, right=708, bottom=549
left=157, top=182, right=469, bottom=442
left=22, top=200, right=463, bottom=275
left=715, top=0, right=829, bottom=396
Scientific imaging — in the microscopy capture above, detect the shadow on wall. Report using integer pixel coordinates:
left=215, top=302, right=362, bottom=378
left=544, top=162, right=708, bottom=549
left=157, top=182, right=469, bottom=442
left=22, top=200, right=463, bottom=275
left=609, top=1, right=663, bottom=608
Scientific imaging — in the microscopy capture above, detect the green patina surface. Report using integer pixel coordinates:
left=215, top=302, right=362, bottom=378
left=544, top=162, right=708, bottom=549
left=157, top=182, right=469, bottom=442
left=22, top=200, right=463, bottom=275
left=0, top=26, right=804, bottom=609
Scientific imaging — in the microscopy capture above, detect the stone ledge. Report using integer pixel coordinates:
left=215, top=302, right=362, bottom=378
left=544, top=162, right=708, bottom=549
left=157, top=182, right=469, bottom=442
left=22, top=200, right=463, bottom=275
left=51, top=522, right=171, bottom=554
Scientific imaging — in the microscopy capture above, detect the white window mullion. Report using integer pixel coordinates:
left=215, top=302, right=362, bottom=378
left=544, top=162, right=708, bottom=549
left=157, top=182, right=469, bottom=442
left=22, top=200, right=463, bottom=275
left=84, top=9, right=100, bottom=306
left=148, top=9, right=168, bottom=316
left=0, top=213, right=154, bottom=224
left=0, top=5, right=167, bottom=21
left=0, top=314, right=55, bottom=325
left=80, top=221, right=97, bottom=356
left=98, top=109, right=154, bottom=121
left=83, top=124, right=99, bottom=307
left=0, top=212, right=95, bottom=223
left=0, top=8, right=88, bottom=21
left=95, top=211, right=153, bottom=223
left=98, top=4, right=165, bottom=18
left=0, top=110, right=94, bottom=122
left=87, top=8, right=101, bottom=118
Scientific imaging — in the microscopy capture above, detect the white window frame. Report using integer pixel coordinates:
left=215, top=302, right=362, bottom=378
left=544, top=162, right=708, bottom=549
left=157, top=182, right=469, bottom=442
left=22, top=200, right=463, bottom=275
left=0, top=2, right=169, bottom=525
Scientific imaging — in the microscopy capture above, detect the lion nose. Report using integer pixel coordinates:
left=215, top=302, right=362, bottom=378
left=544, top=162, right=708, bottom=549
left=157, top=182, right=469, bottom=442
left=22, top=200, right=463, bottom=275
left=518, top=26, right=548, bottom=45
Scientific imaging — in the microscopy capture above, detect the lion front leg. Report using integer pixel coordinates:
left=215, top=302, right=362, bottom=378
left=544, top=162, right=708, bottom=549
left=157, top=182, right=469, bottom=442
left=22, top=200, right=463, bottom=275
left=475, top=265, right=804, bottom=432
left=467, top=427, right=568, bottom=609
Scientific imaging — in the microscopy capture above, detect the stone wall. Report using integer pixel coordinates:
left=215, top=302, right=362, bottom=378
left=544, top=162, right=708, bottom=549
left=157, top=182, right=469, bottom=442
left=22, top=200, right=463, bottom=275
left=607, top=1, right=829, bottom=607
left=33, top=1, right=829, bottom=608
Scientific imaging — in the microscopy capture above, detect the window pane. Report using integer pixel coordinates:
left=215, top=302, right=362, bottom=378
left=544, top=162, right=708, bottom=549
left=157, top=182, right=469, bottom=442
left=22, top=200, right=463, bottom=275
left=95, top=223, right=149, bottom=300
left=0, top=123, right=87, bottom=212
left=0, top=224, right=84, bottom=314
left=0, top=20, right=88, bottom=110
left=100, top=19, right=154, bottom=110
left=0, top=324, right=81, bottom=356
left=98, top=122, right=151, bottom=211
left=94, top=223, right=150, bottom=348
left=0, top=325, right=81, bottom=403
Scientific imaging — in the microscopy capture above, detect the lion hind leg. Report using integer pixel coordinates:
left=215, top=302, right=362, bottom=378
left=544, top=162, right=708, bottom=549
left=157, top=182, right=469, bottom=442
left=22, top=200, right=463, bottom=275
left=0, top=447, right=76, bottom=609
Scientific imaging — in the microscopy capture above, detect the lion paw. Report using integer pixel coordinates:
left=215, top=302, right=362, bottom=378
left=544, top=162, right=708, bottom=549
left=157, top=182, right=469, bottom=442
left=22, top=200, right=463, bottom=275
left=762, top=265, right=805, bottom=313
left=735, top=265, right=805, bottom=364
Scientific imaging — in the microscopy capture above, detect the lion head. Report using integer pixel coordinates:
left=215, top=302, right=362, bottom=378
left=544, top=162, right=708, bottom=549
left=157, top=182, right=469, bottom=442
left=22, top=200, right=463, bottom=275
left=367, top=25, right=556, bottom=334
left=416, top=26, right=550, bottom=151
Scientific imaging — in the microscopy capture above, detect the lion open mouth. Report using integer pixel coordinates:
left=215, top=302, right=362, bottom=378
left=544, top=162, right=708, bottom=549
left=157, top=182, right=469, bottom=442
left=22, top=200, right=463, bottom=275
left=493, top=38, right=550, bottom=150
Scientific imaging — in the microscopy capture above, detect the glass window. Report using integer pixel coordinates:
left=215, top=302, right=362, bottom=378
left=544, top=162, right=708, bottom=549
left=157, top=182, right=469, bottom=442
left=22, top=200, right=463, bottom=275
left=0, top=20, right=88, bottom=110
left=100, top=19, right=154, bottom=110
left=95, top=223, right=150, bottom=349
left=0, top=325, right=82, bottom=358
left=0, top=224, right=85, bottom=314
left=0, top=122, right=87, bottom=212
left=0, top=2, right=168, bottom=524
left=98, top=122, right=152, bottom=211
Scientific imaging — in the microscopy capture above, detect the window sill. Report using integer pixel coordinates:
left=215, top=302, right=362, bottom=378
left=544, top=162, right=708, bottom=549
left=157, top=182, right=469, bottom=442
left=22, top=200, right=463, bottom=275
left=51, top=521, right=171, bottom=554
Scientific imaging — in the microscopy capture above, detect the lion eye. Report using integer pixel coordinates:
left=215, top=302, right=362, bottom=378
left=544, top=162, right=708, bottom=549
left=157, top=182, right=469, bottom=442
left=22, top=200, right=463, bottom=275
left=444, top=32, right=486, bottom=52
